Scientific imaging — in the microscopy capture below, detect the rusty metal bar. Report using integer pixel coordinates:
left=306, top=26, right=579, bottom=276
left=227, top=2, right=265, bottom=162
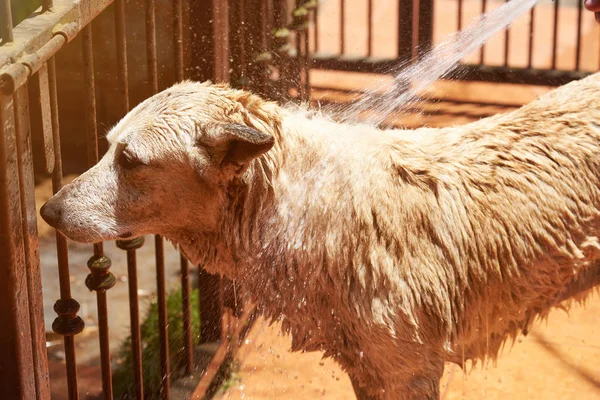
left=1, top=22, right=78, bottom=95
left=190, top=305, right=255, bottom=399
left=180, top=254, right=194, bottom=374
left=0, top=0, right=114, bottom=82
left=527, top=6, right=534, bottom=69
left=503, top=0, right=510, bottom=67
left=256, top=0, right=273, bottom=93
left=273, top=0, right=287, bottom=98
left=0, top=0, right=14, bottom=43
left=575, top=0, right=583, bottom=70
left=303, top=10, right=311, bottom=100
left=82, top=24, right=115, bottom=400
left=238, top=0, right=247, bottom=86
left=479, top=0, right=487, bottom=64
left=310, top=55, right=589, bottom=86
left=117, top=239, right=145, bottom=400
left=42, top=0, right=53, bottom=12
left=340, top=0, right=345, bottom=55
left=173, top=0, right=191, bottom=374
left=115, top=0, right=130, bottom=111
left=213, top=0, right=230, bottom=82
left=457, top=0, right=463, bottom=30
left=418, top=0, right=434, bottom=55
left=0, top=89, right=36, bottom=400
left=34, top=64, right=55, bottom=173
left=551, top=0, right=559, bottom=69
left=173, top=0, right=184, bottom=81
left=146, top=0, right=159, bottom=93
left=397, top=0, right=413, bottom=61
left=155, top=236, right=171, bottom=400
left=49, top=55, right=85, bottom=400
left=144, top=0, right=170, bottom=395
left=14, top=83, right=52, bottom=400
left=294, top=0, right=308, bottom=101
left=114, top=2, right=145, bottom=399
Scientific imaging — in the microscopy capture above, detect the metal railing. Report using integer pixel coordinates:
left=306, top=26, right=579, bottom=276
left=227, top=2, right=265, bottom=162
left=0, top=0, right=267, bottom=399
left=310, top=0, right=596, bottom=86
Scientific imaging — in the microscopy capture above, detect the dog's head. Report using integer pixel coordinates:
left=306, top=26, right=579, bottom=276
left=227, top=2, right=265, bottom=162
left=40, top=81, right=277, bottom=243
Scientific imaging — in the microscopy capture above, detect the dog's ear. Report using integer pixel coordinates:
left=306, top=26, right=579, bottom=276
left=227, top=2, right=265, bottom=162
left=203, top=123, right=275, bottom=167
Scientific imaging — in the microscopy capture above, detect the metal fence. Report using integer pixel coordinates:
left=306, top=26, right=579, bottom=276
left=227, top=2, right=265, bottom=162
left=0, top=0, right=280, bottom=399
left=310, top=0, right=597, bottom=86
left=2, top=0, right=594, bottom=399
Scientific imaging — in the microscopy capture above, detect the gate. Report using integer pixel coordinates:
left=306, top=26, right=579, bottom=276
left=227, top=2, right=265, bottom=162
left=310, top=0, right=597, bottom=86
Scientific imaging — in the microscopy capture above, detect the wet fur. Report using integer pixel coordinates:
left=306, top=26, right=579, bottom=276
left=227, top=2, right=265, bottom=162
left=42, top=74, right=600, bottom=399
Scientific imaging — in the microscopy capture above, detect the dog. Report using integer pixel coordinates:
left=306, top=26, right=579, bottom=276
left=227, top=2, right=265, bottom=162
left=41, top=74, right=600, bottom=399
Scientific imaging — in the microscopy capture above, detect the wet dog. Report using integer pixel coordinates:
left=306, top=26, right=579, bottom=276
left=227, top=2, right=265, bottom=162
left=42, top=75, right=600, bottom=399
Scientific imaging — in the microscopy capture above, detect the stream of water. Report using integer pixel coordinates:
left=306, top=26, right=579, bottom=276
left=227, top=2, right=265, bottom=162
left=340, top=0, right=539, bottom=126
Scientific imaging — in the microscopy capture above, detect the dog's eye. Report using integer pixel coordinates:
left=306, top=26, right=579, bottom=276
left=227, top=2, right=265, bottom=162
left=118, top=151, right=143, bottom=170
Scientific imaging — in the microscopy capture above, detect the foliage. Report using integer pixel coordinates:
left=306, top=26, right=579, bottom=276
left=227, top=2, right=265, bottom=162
left=112, top=287, right=201, bottom=399
left=10, top=0, right=41, bottom=26
left=217, top=358, right=242, bottom=394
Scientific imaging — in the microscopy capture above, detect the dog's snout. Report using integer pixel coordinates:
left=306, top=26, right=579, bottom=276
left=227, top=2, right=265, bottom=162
left=40, top=200, right=63, bottom=228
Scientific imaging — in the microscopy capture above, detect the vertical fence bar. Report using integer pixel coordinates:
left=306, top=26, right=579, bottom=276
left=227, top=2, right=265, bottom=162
left=173, top=0, right=192, bottom=375
left=213, top=0, right=230, bottom=82
left=146, top=0, right=159, bottom=94
left=145, top=0, right=170, bottom=396
left=173, top=0, right=184, bottom=81
left=256, top=0, right=273, bottom=94
left=503, top=0, right=509, bottom=67
left=272, top=0, right=288, bottom=98
left=238, top=0, right=248, bottom=87
left=117, top=239, right=145, bottom=399
left=82, top=24, right=115, bottom=400
left=417, top=0, right=434, bottom=55
left=0, top=88, right=36, bottom=400
left=527, top=6, right=535, bottom=68
left=180, top=254, right=194, bottom=374
left=575, top=0, right=583, bottom=70
left=1, top=0, right=14, bottom=43
left=551, top=0, right=559, bottom=69
left=48, top=56, right=85, bottom=400
left=115, top=0, right=130, bottom=112
left=294, top=0, right=309, bottom=101
left=398, top=0, right=414, bottom=61
left=479, top=0, right=487, bottom=64
left=303, top=8, right=311, bottom=100
left=14, top=83, right=52, bottom=400
left=114, top=1, right=145, bottom=399
left=155, top=238, right=171, bottom=400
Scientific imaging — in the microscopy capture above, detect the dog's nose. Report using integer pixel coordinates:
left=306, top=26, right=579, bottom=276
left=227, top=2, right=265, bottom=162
left=40, top=200, right=62, bottom=228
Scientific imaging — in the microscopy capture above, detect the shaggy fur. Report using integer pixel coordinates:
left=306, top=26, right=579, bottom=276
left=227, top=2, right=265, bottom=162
left=41, top=73, right=600, bottom=399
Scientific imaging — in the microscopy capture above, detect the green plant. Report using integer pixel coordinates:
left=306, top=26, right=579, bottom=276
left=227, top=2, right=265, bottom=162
left=112, top=287, right=201, bottom=399
left=217, top=358, right=242, bottom=394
